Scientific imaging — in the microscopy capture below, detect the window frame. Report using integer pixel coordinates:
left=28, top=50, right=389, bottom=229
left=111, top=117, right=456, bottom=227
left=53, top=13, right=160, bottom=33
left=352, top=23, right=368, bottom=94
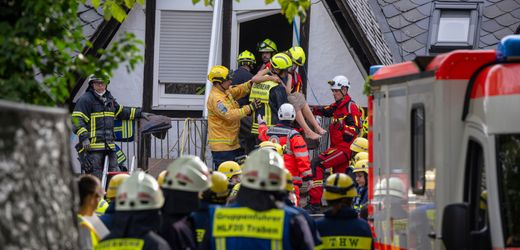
left=411, top=103, right=426, bottom=195
left=429, top=2, right=479, bottom=53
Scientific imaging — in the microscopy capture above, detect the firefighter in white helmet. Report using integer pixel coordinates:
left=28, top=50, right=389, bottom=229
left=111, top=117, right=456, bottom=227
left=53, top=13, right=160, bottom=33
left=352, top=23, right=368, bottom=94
left=208, top=148, right=314, bottom=249
left=95, top=171, right=171, bottom=250
left=373, top=177, right=408, bottom=248
left=315, top=173, right=373, bottom=250
left=159, top=155, right=211, bottom=250
left=309, top=75, right=363, bottom=213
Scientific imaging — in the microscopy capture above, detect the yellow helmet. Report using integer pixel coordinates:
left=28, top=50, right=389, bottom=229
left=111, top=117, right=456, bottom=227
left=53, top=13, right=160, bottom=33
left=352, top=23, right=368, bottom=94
left=259, top=141, right=284, bottom=156
left=106, top=173, right=130, bottom=200
left=270, top=53, right=293, bottom=70
left=284, top=169, right=295, bottom=192
left=350, top=137, right=368, bottom=153
left=480, top=190, right=488, bottom=210
left=217, top=161, right=242, bottom=180
left=95, top=198, right=109, bottom=215
left=209, top=171, right=230, bottom=198
left=353, top=152, right=369, bottom=164
left=157, top=170, right=167, bottom=186
left=361, top=119, right=369, bottom=138
left=237, top=50, right=256, bottom=65
left=353, top=159, right=369, bottom=174
left=323, top=173, right=357, bottom=201
left=287, top=46, right=306, bottom=66
left=208, top=65, right=233, bottom=84
left=257, top=38, right=278, bottom=52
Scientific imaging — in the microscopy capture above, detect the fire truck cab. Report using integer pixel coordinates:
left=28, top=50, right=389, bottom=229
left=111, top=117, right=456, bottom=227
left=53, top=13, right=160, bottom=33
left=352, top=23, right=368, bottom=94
left=368, top=35, right=520, bottom=249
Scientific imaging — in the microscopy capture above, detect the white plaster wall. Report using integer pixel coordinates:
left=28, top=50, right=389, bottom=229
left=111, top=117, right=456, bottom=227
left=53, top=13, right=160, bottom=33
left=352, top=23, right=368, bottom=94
left=307, top=1, right=367, bottom=107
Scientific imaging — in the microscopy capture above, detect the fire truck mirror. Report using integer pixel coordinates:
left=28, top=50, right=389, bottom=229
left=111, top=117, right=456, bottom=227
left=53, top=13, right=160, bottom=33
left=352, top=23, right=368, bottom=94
left=442, top=203, right=470, bottom=250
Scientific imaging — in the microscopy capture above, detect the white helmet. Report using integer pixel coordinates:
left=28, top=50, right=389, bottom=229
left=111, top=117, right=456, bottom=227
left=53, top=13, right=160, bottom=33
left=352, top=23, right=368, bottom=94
left=162, top=155, right=211, bottom=192
left=278, top=103, right=296, bottom=121
left=116, top=171, right=164, bottom=211
left=328, top=75, right=350, bottom=90
left=374, top=177, right=406, bottom=199
left=241, top=148, right=286, bottom=191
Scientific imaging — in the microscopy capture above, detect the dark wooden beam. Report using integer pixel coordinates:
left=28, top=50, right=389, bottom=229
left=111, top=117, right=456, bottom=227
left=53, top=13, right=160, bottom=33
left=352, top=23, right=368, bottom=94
left=222, top=0, right=232, bottom=68
left=300, top=7, right=311, bottom=97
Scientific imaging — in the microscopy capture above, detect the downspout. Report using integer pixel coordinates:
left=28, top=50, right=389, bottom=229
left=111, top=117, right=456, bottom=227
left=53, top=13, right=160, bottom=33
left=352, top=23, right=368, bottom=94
left=203, top=0, right=223, bottom=118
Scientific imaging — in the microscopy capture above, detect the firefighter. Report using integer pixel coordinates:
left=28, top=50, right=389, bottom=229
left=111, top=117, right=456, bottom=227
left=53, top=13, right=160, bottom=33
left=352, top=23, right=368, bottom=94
left=351, top=137, right=368, bottom=155
left=72, top=74, right=150, bottom=179
left=208, top=148, right=314, bottom=250
left=95, top=172, right=171, bottom=250
left=308, top=75, right=363, bottom=213
left=191, top=171, right=230, bottom=250
left=259, top=140, right=284, bottom=156
left=285, top=46, right=326, bottom=140
left=159, top=155, right=211, bottom=250
left=352, top=159, right=369, bottom=212
left=258, top=103, right=313, bottom=206
left=207, top=65, right=262, bottom=169
left=249, top=53, right=290, bottom=139
left=353, top=152, right=369, bottom=166
left=233, top=50, right=257, bottom=154
left=78, top=175, right=108, bottom=249
left=99, top=173, right=129, bottom=230
left=316, top=173, right=373, bottom=250
left=257, top=38, right=278, bottom=72
left=217, top=161, right=241, bottom=186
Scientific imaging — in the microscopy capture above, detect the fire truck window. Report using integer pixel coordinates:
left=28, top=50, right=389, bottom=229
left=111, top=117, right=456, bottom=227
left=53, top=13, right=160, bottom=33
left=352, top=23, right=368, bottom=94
left=411, top=104, right=425, bottom=194
left=496, top=134, right=520, bottom=247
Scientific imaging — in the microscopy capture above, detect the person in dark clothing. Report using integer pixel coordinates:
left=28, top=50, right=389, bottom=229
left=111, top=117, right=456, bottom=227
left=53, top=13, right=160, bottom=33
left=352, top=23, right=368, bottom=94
left=208, top=148, right=315, bottom=250
left=191, top=172, right=230, bottom=250
left=352, top=159, right=369, bottom=212
left=316, top=173, right=374, bottom=250
left=95, top=171, right=170, bottom=250
left=159, top=155, right=211, bottom=250
left=72, top=74, right=151, bottom=179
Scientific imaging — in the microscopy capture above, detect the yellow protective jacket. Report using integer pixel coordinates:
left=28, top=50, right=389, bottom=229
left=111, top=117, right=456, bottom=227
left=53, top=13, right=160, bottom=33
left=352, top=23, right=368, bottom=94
left=207, top=81, right=253, bottom=151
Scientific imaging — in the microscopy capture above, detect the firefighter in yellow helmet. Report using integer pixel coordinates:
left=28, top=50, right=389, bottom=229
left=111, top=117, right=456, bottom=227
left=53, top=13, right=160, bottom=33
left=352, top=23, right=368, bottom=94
left=207, top=65, right=262, bottom=169
left=351, top=137, right=368, bottom=154
left=352, top=160, right=369, bottom=212
left=315, top=173, right=374, bottom=250
left=95, top=171, right=171, bottom=250
left=353, top=152, right=369, bottom=165
left=191, top=172, right=230, bottom=249
left=259, top=140, right=284, bottom=156
left=217, top=161, right=242, bottom=186
left=257, top=38, right=278, bottom=71
left=98, top=173, right=130, bottom=229
left=208, top=148, right=314, bottom=249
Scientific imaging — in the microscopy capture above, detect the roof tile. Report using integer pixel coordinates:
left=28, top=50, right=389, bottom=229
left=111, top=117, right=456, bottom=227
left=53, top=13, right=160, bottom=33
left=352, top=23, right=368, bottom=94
left=512, top=8, right=520, bottom=18
left=382, top=4, right=401, bottom=18
left=415, top=18, right=430, bottom=30
left=482, top=19, right=504, bottom=33
left=495, top=13, right=520, bottom=26
left=410, top=0, right=431, bottom=6
left=496, top=0, right=520, bottom=12
left=393, top=0, right=418, bottom=12
left=483, top=4, right=505, bottom=19
left=378, top=0, right=390, bottom=7
left=393, top=30, right=411, bottom=42
left=384, top=0, right=401, bottom=4
left=480, top=33, right=500, bottom=46
left=414, top=31, right=429, bottom=44
left=403, top=52, right=417, bottom=61
left=416, top=2, right=433, bottom=16
left=413, top=47, right=427, bottom=56
left=388, top=15, right=411, bottom=29
left=493, top=27, right=514, bottom=40
left=402, top=8, right=427, bottom=23
left=401, top=38, right=423, bottom=52
left=402, top=23, right=426, bottom=37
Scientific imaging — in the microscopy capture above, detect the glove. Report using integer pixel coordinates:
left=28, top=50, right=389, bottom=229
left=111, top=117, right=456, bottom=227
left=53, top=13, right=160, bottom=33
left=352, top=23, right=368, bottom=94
left=78, top=152, right=93, bottom=174
left=141, top=112, right=153, bottom=121
left=82, top=138, right=91, bottom=151
left=249, top=98, right=263, bottom=112
left=257, top=114, right=266, bottom=125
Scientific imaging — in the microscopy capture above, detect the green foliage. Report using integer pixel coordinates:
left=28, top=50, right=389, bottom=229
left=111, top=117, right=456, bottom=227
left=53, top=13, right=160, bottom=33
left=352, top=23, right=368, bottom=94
left=0, top=0, right=143, bottom=106
left=363, top=76, right=373, bottom=96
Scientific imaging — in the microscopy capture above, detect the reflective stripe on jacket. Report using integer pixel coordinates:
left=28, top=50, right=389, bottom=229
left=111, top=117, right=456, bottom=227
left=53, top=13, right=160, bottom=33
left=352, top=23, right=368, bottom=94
left=250, top=81, right=288, bottom=134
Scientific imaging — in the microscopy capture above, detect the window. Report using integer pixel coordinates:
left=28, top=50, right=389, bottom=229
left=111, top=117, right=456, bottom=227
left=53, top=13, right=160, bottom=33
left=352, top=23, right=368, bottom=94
left=463, top=140, right=487, bottom=232
left=411, top=104, right=425, bottom=194
left=496, top=134, right=520, bottom=247
left=429, top=3, right=478, bottom=53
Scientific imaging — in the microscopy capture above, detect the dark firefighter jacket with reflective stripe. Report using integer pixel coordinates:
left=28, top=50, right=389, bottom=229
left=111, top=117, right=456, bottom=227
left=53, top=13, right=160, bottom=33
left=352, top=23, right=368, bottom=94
left=72, top=87, right=141, bottom=151
left=316, top=206, right=374, bottom=250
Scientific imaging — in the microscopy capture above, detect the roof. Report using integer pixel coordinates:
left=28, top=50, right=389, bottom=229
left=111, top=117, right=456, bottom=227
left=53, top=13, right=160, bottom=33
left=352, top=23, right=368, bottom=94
left=78, top=3, right=105, bottom=40
left=326, top=0, right=520, bottom=64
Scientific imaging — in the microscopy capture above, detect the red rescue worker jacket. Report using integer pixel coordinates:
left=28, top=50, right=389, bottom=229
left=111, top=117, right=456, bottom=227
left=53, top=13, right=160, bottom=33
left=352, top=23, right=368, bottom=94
left=314, top=94, right=362, bottom=155
left=258, top=123, right=313, bottom=184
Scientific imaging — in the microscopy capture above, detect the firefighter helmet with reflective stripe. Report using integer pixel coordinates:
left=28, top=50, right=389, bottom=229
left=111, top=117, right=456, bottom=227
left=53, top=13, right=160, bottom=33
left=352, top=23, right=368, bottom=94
left=162, top=155, right=211, bottom=192
left=237, top=50, right=256, bottom=65
left=328, top=75, right=350, bottom=90
left=374, top=177, right=406, bottom=199
left=88, top=73, right=110, bottom=85
left=106, top=173, right=130, bottom=200
left=323, top=173, right=357, bottom=200
left=278, top=103, right=296, bottom=121
left=350, top=137, right=368, bottom=153
left=217, top=161, right=242, bottom=180
left=287, top=46, right=306, bottom=66
left=353, top=159, right=369, bottom=174
left=259, top=141, right=284, bottom=156
left=208, top=65, right=233, bottom=84
left=257, top=38, right=278, bottom=52
left=157, top=170, right=167, bottom=186
left=116, top=171, right=164, bottom=211
left=353, top=152, right=369, bottom=164
left=270, top=53, right=293, bottom=70
left=241, top=148, right=286, bottom=191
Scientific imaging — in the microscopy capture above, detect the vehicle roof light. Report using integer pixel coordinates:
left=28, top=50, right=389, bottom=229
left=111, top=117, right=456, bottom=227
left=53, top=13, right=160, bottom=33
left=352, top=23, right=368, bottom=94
left=496, top=35, right=520, bottom=61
